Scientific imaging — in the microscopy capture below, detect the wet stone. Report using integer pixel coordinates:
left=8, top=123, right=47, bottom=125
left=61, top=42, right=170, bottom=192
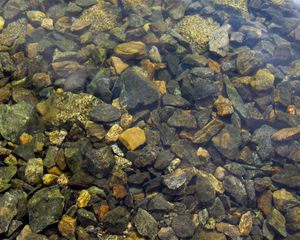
left=193, top=119, right=224, bottom=144
left=90, top=103, right=121, bottom=123
left=209, top=24, right=230, bottom=57
left=25, top=158, right=44, bottom=185
left=239, top=211, right=253, bottom=236
left=0, top=191, right=18, bottom=234
left=236, top=50, right=264, bottom=75
left=167, top=109, right=197, bottom=128
left=163, top=168, right=187, bottom=190
left=114, top=41, right=146, bottom=59
left=171, top=214, right=196, bottom=239
left=271, top=126, right=300, bottom=142
left=286, top=207, right=300, bottom=232
left=28, top=186, right=64, bottom=233
left=195, top=178, right=216, bottom=204
left=266, top=208, right=287, bottom=237
left=118, top=127, right=146, bottom=151
left=103, top=206, right=130, bottom=235
left=223, top=175, right=248, bottom=206
left=171, top=139, right=199, bottom=166
left=273, top=188, right=299, bottom=212
left=134, top=208, right=158, bottom=240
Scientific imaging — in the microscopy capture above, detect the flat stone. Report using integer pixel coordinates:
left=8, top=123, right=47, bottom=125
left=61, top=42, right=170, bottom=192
left=118, top=127, right=146, bottom=151
left=114, top=41, right=146, bottom=59
left=26, top=11, right=46, bottom=24
left=134, top=208, right=158, bottom=240
left=209, top=24, right=230, bottom=57
left=0, top=192, right=18, bottom=234
left=193, top=119, right=224, bottom=144
left=286, top=207, right=300, bottom=232
left=103, top=206, right=130, bottom=235
left=271, top=126, right=300, bottom=142
left=223, top=175, right=248, bottom=206
left=198, top=230, right=226, bottom=240
left=239, top=211, right=253, bottom=236
left=58, top=215, right=76, bottom=239
left=250, top=69, right=275, bottom=91
left=195, top=178, right=216, bottom=204
left=171, top=214, right=196, bottom=238
left=236, top=50, right=263, bottom=75
left=216, top=223, right=240, bottom=239
left=25, top=158, right=44, bottom=185
left=28, top=186, right=64, bottom=233
left=90, top=103, right=121, bottom=123
left=273, top=189, right=300, bottom=212
left=267, top=208, right=287, bottom=237
left=167, top=109, right=197, bottom=128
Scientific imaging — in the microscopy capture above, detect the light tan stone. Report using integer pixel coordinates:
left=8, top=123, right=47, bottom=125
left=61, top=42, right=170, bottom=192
left=105, top=124, right=124, bottom=142
left=58, top=215, right=76, bottom=239
left=118, top=127, right=146, bottom=151
left=76, top=190, right=91, bottom=208
left=239, top=211, right=253, bottom=236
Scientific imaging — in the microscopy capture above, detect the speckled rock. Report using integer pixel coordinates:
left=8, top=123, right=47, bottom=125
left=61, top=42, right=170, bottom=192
left=134, top=208, right=158, bottom=240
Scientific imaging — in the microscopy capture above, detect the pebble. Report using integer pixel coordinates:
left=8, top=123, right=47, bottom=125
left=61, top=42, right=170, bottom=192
left=134, top=208, right=158, bottom=240
left=41, top=18, right=54, bottom=30
left=271, top=126, right=300, bottom=142
left=25, top=158, right=44, bottom=185
left=239, top=211, right=253, bottom=236
left=267, top=208, right=287, bottom=237
left=26, top=11, right=46, bottom=24
left=214, top=95, right=234, bottom=116
left=118, top=127, right=146, bottom=151
left=76, top=190, right=91, bottom=208
left=0, top=16, right=5, bottom=31
left=106, top=124, right=124, bottom=142
left=114, top=41, right=146, bottom=59
left=58, top=215, right=76, bottom=239
left=108, top=56, right=129, bottom=74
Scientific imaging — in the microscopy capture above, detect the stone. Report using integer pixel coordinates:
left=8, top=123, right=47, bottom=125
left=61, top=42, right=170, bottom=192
left=162, top=94, right=190, bottom=108
left=103, top=206, right=130, bottom=235
left=272, top=164, right=300, bottom=189
left=171, top=214, right=196, bottom=238
left=118, top=127, right=146, bottom=151
left=25, top=158, right=44, bottom=185
left=36, top=92, right=100, bottom=126
left=28, top=186, right=64, bottom=232
left=77, top=190, right=91, bottom=208
left=0, top=192, right=18, bottom=234
left=214, top=95, right=234, bottom=116
left=26, top=11, right=46, bottom=24
left=117, top=68, right=160, bottom=111
left=198, top=230, right=226, bottom=240
left=63, top=69, right=88, bottom=93
left=212, top=124, right=242, bottom=160
left=85, top=146, right=115, bottom=177
left=267, top=208, right=287, bottom=237
left=215, top=223, right=240, bottom=239
left=0, top=102, right=40, bottom=143
left=286, top=207, right=300, bottom=232
left=239, top=211, right=253, bottom=236
left=258, top=191, right=273, bottom=216
left=236, top=50, right=263, bottom=75
left=71, top=3, right=119, bottom=32
left=163, top=168, right=188, bottom=190
left=90, top=103, right=121, bottom=123
left=158, top=227, right=178, bottom=240
left=193, top=119, right=224, bottom=144
left=195, top=178, right=216, bottom=204
left=19, top=133, right=33, bottom=145
left=77, top=208, right=97, bottom=227
left=167, top=109, right=197, bottom=128
left=106, top=124, right=123, bottom=142
left=171, top=139, right=199, bottom=166
left=109, top=56, right=129, bottom=74
left=58, top=215, right=76, bottom=239
left=273, top=189, right=299, bottom=212
left=223, top=175, right=247, bottom=206
left=42, top=174, right=58, bottom=186
left=41, top=18, right=54, bottom=30
left=114, top=41, right=146, bottom=59
left=271, top=126, right=300, bottom=142
left=0, top=16, right=5, bottom=31
left=134, top=208, right=158, bottom=240
left=209, top=24, right=230, bottom=57
left=175, top=15, right=220, bottom=53
left=250, top=69, right=275, bottom=91
left=51, top=61, right=82, bottom=77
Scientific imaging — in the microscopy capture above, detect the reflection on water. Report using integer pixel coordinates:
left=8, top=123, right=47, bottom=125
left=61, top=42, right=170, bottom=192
left=0, top=0, right=300, bottom=239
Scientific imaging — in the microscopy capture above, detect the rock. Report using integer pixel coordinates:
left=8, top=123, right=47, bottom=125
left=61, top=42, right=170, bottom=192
left=273, top=189, right=299, bottom=212
left=90, top=103, right=121, bottom=123
left=197, top=230, right=226, bottom=240
left=87, top=72, right=113, bottom=103
left=236, top=50, right=263, bottom=75
left=36, top=92, right=100, bottom=126
left=215, top=223, right=240, bottom=239
left=171, top=214, right=196, bottom=238
left=149, top=46, right=162, bottom=63
left=271, top=126, right=300, bottom=142
left=167, top=109, right=197, bottom=128
left=0, top=192, right=18, bottom=234
left=106, top=124, right=123, bottom=142
left=0, top=16, right=5, bottom=31
left=58, top=215, right=76, bottom=239
left=193, top=119, right=224, bottom=144
left=251, top=125, right=277, bottom=161
left=182, top=53, right=208, bottom=67
left=77, top=208, right=97, bottom=227
left=209, top=24, right=230, bottom=57
left=118, top=127, right=146, bottom=151
left=212, top=124, right=241, bottom=160
left=214, top=95, right=234, bottom=116
left=26, top=11, right=46, bottom=24
left=286, top=207, right=300, bottom=232
left=171, top=139, right=199, bottom=166
left=175, top=15, right=220, bottom=53
left=250, top=69, right=275, bottom=91
left=162, top=94, right=190, bottom=108
left=195, top=178, right=216, bottom=204
left=32, top=73, right=52, bottom=89
left=154, top=150, right=175, bottom=170
left=0, top=18, right=27, bottom=48
left=77, top=190, right=91, bottom=208
left=134, top=208, right=158, bottom=240
left=117, top=68, right=160, bottom=111
left=16, top=225, right=47, bottom=240
left=223, top=175, right=247, bottom=206
left=108, top=56, right=129, bottom=74
left=213, top=0, right=249, bottom=16
left=103, top=206, right=130, bottom=235
left=195, top=169, right=225, bottom=194
left=41, top=18, right=54, bottom=30
left=239, top=211, right=253, bottom=236
left=71, top=3, right=119, bottom=32
left=258, top=191, right=273, bottom=216
left=266, top=208, right=287, bottom=237
left=63, top=70, right=88, bottom=92
left=85, top=146, right=115, bottom=177
left=28, top=186, right=64, bottom=232
left=163, top=168, right=188, bottom=190
left=25, top=158, right=43, bottom=185
left=158, top=227, right=178, bottom=240
left=42, top=174, right=58, bottom=186
left=0, top=165, right=17, bottom=192
left=272, top=164, right=300, bottom=189
left=114, top=41, right=146, bottom=59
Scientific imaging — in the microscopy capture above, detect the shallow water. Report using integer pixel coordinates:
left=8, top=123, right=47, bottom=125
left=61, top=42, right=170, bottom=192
left=0, top=0, right=300, bottom=239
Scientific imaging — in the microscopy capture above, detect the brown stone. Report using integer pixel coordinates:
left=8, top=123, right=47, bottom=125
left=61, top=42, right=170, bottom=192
left=98, top=204, right=110, bottom=221
left=141, top=59, right=156, bottom=80
left=114, top=41, right=146, bottom=59
left=118, top=127, right=146, bottom=151
left=193, top=119, right=225, bottom=144
left=19, top=133, right=33, bottom=145
left=112, top=184, right=127, bottom=199
left=153, top=80, right=167, bottom=95
left=32, top=73, right=51, bottom=89
left=216, top=222, right=240, bottom=239
left=198, top=231, right=226, bottom=240
left=51, top=61, right=82, bottom=77
left=208, top=59, right=221, bottom=73
left=239, top=211, right=253, bottom=236
left=108, top=56, right=129, bottom=74
left=58, top=215, right=76, bottom=239
left=258, top=190, right=273, bottom=216
left=271, top=126, right=300, bottom=142
left=0, top=86, right=11, bottom=103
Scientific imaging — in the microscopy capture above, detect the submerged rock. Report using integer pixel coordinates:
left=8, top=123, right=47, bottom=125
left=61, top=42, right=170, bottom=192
left=36, top=91, right=100, bottom=126
left=0, top=192, right=18, bottom=234
left=28, top=186, right=64, bottom=233
left=209, top=25, right=230, bottom=57
left=134, top=208, right=158, bottom=240
left=0, top=102, right=40, bottom=143
left=103, top=206, right=130, bottom=235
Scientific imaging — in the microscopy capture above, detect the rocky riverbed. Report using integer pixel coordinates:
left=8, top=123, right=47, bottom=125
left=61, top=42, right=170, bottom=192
left=0, top=0, right=300, bottom=239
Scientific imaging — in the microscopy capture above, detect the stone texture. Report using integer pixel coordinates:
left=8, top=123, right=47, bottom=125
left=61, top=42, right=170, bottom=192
left=134, top=208, right=158, bottom=240
left=118, top=127, right=146, bottom=151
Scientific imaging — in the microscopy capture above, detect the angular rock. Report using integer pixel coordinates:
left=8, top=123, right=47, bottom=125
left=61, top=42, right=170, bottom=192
left=103, top=206, right=130, bottom=235
left=223, top=175, right=247, bottom=206
left=209, top=24, right=230, bottom=57
left=25, top=158, right=44, bottom=185
left=273, top=189, right=299, bottom=212
left=167, top=109, right=197, bottom=128
left=134, top=208, right=158, bottom=240
left=90, top=103, right=121, bottom=123
left=239, top=211, right=253, bottom=236
left=28, top=186, right=64, bottom=233
left=118, top=127, right=146, bottom=151
left=286, top=207, right=300, bottom=232
left=171, top=139, right=199, bottom=166
left=163, top=168, right=188, bottom=190
left=0, top=192, right=18, bottom=234
left=114, top=41, right=146, bottom=59
left=171, top=214, right=196, bottom=239
left=267, top=208, right=287, bottom=237
left=195, top=178, right=216, bottom=204
left=236, top=50, right=263, bottom=75
left=193, top=119, right=224, bottom=144
left=271, top=126, right=300, bottom=142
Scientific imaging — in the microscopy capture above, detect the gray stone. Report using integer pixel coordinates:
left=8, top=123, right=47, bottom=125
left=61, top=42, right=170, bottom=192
left=171, top=214, right=196, bottom=238
left=134, top=208, right=158, bottom=240
left=223, top=175, right=248, bottom=206
left=0, top=192, right=18, bottom=234
left=267, top=208, right=287, bottom=237
left=90, top=102, right=121, bottom=123
left=195, top=178, right=216, bottom=204
left=286, top=207, right=300, bottom=232
left=209, top=24, right=230, bottom=57
left=103, top=206, right=130, bottom=235
left=167, top=109, right=197, bottom=128
left=28, top=186, right=64, bottom=233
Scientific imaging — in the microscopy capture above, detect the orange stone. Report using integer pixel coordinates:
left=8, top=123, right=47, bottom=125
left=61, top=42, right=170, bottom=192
left=118, top=127, right=146, bottom=151
left=98, top=204, right=110, bottom=221
left=108, top=56, right=129, bottom=74
left=208, top=59, right=221, bottom=73
left=214, top=95, right=234, bottom=116
left=19, top=133, right=33, bottom=145
left=113, top=184, right=127, bottom=199
left=153, top=80, right=167, bottom=95
left=258, top=190, right=273, bottom=216
left=58, top=215, right=76, bottom=239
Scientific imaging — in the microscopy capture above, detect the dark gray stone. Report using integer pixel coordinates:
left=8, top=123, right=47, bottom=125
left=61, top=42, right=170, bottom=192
left=103, top=206, right=130, bottom=235
left=223, top=175, right=248, bottom=206
left=134, top=208, right=158, bottom=240
left=171, top=214, right=196, bottom=238
left=90, top=102, right=121, bottom=123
